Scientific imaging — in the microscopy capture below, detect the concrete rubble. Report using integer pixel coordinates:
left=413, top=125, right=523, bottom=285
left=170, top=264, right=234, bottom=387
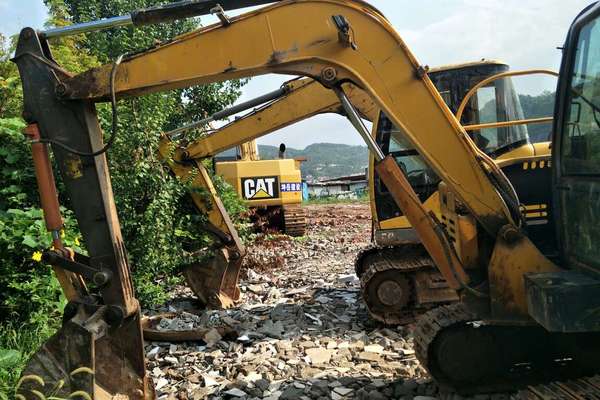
left=143, top=204, right=514, bottom=400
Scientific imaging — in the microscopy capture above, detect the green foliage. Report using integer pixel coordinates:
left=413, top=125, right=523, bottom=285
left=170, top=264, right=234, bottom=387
left=0, top=118, right=36, bottom=209
left=0, top=0, right=247, bottom=390
left=519, top=91, right=556, bottom=143
left=0, top=153, right=83, bottom=393
left=0, top=35, right=22, bottom=119
left=259, top=143, right=369, bottom=180
left=37, top=0, right=249, bottom=304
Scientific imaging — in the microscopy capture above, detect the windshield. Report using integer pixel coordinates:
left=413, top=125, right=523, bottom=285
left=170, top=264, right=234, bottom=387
left=562, top=17, right=600, bottom=175
left=376, top=113, right=439, bottom=203
left=461, top=77, right=530, bottom=156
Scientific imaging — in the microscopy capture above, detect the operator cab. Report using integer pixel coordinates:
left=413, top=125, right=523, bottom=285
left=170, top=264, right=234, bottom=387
left=376, top=61, right=528, bottom=214
left=374, top=61, right=557, bottom=254
left=525, top=1, right=600, bottom=333
left=555, top=2, right=600, bottom=276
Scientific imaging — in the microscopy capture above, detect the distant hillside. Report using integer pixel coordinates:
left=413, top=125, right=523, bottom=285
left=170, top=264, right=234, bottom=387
left=259, top=143, right=368, bottom=181
left=256, top=92, right=555, bottom=181
left=519, top=91, right=555, bottom=143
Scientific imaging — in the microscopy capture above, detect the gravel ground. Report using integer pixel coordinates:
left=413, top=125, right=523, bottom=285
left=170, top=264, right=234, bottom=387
left=143, top=203, right=514, bottom=400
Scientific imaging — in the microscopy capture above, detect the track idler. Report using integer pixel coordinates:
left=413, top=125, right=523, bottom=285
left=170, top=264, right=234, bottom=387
left=356, top=245, right=458, bottom=325
left=183, top=247, right=242, bottom=309
left=17, top=302, right=152, bottom=399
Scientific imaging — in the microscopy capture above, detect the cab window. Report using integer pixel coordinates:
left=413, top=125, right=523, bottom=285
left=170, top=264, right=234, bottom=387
left=562, top=18, right=600, bottom=175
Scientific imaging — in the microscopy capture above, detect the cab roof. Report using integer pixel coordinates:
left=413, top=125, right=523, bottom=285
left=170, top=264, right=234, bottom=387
left=428, top=59, right=508, bottom=74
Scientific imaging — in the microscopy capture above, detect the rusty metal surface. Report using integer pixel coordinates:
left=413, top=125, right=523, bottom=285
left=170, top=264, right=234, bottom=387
left=282, top=204, right=307, bottom=236
left=14, top=27, right=138, bottom=317
left=17, top=306, right=150, bottom=399
left=183, top=247, right=242, bottom=308
left=358, top=244, right=458, bottom=325
left=374, top=156, right=469, bottom=290
left=413, top=270, right=459, bottom=305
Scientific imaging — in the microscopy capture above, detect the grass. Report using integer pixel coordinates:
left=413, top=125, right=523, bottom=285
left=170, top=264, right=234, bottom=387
left=0, top=321, right=58, bottom=398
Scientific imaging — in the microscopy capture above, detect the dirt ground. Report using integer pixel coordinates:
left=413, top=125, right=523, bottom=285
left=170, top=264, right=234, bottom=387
left=143, top=203, right=513, bottom=400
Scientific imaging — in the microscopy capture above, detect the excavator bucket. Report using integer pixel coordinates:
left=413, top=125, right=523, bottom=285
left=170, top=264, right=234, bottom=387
left=183, top=247, right=242, bottom=308
left=17, top=305, right=152, bottom=399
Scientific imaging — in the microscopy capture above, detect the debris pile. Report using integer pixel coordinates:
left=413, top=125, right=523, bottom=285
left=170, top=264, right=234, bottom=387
left=144, top=204, right=512, bottom=400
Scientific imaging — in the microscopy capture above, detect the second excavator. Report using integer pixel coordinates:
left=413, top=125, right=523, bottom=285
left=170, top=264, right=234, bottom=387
left=165, top=60, right=557, bottom=325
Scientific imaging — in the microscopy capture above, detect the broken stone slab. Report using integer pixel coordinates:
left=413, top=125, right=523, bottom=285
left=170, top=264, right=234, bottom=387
left=279, top=386, right=305, bottom=400
left=336, top=274, right=359, bottom=285
left=204, top=375, right=220, bottom=387
left=306, top=348, right=336, bottom=364
left=356, top=352, right=382, bottom=362
left=333, top=387, right=354, bottom=396
left=203, top=328, right=222, bottom=347
left=223, top=388, right=247, bottom=397
left=258, top=320, right=285, bottom=339
left=363, top=344, right=384, bottom=354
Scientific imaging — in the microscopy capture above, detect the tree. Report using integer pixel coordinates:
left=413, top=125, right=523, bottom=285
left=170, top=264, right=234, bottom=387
left=519, top=91, right=556, bottom=143
left=44, top=0, right=248, bottom=303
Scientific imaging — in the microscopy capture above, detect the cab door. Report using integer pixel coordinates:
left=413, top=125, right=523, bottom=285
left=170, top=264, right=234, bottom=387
left=554, top=3, right=600, bottom=275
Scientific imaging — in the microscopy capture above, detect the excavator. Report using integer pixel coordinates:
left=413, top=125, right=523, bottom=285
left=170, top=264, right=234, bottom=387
left=172, top=107, right=309, bottom=237
left=158, top=76, right=377, bottom=306
left=359, top=63, right=560, bottom=324
left=163, top=60, right=557, bottom=323
left=12, top=0, right=600, bottom=397
left=215, top=139, right=308, bottom=236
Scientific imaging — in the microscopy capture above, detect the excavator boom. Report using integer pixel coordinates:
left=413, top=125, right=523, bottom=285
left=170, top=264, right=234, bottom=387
left=176, top=78, right=377, bottom=160
left=52, top=0, right=515, bottom=238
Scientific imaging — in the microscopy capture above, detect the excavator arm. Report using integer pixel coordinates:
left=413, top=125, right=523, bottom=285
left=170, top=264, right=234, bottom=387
left=13, top=0, right=561, bottom=397
left=173, top=77, right=377, bottom=160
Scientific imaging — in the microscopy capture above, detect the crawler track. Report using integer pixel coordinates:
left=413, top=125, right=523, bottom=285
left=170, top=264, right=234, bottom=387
left=415, top=304, right=600, bottom=395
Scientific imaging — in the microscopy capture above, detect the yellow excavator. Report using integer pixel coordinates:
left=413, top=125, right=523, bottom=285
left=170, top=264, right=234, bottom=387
left=13, top=0, right=600, bottom=397
left=215, top=141, right=308, bottom=236
left=165, top=87, right=310, bottom=236
left=165, top=60, right=556, bottom=324
left=359, top=63, right=559, bottom=324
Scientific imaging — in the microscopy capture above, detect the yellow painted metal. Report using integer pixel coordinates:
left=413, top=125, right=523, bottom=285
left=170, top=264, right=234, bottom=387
left=378, top=192, right=441, bottom=230
left=215, top=158, right=302, bottom=207
left=495, top=153, right=551, bottom=169
left=463, top=117, right=554, bottom=132
left=163, top=76, right=376, bottom=220
left=169, top=77, right=376, bottom=213
left=375, top=156, right=469, bottom=290
left=455, top=69, right=559, bottom=122
left=182, top=78, right=376, bottom=160
left=488, top=235, right=559, bottom=318
left=239, top=140, right=260, bottom=161
left=60, top=0, right=568, bottom=322
left=65, top=0, right=514, bottom=237
left=373, top=142, right=551, bottom=231
left=158, top=136, right=245, bottom=252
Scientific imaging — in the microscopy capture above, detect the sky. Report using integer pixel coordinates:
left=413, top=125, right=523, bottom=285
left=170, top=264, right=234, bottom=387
left=0, top=0, right=595, bottom=148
